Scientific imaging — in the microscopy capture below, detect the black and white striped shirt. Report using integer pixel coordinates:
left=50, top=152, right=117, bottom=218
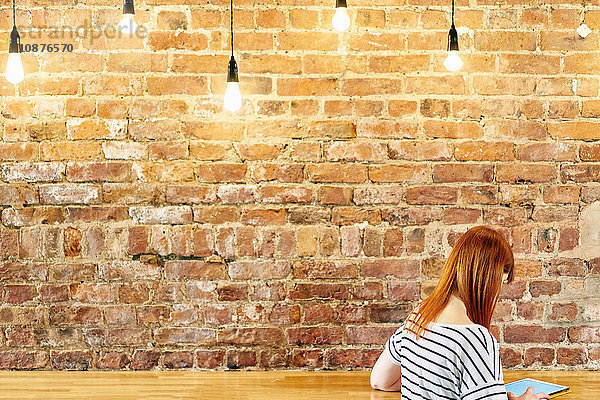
left=384, top=320, right=507, bottom=400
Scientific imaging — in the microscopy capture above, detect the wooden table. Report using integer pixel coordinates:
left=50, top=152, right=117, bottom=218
left=0, top=370, right=595, bottom=399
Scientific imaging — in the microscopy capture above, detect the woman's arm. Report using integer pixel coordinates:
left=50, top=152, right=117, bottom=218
left=370, top=351, right=402, bottom=392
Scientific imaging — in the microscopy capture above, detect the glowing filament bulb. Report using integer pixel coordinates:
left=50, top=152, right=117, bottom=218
left=118, top=13, right=138, bottom=34
left=224, top=81, right=242, bottom=112
left=5, top=52, right=24, bottom=85
left=443, top=50, right=463, bottom=71
left=332, top=7, right=350, bottom=32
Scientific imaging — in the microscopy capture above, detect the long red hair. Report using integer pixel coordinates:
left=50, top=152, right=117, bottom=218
left=404, top=226, right=515, bottom=339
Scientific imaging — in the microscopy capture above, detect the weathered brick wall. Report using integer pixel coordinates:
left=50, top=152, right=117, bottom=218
left=0, top=0, right=599, bottom=370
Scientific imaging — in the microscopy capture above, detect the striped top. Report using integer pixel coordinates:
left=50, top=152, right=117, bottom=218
left=384, top=318, right=507, bottom=400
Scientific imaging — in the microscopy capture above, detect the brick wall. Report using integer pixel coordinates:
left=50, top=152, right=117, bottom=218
left=0, top=0, right=599, bottom=371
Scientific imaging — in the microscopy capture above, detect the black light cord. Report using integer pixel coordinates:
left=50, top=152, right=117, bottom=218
left=451, top=0, right=455, bottom=26
left=12, top=0, right=15, bottom=27
left=230, top=0, right=234, bottom=57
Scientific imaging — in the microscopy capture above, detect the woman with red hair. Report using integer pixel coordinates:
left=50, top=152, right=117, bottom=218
left=370, top=226, right=549, bottom=400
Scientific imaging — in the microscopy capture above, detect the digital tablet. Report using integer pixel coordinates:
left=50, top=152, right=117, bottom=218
left=505, top=378, right=570, bottom=398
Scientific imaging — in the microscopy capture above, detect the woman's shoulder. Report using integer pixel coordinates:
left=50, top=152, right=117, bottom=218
left=429, top=323, right=497, bottom=350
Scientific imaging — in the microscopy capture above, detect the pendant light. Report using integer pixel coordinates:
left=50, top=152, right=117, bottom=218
left=443, top=0, right=463, bottom=71
left=332, top=0, right=350, bottom=32
left=224, top=0, right=242, bottom=112
left=5, top=0, right=24, bottom=85
left=118, top=0, right=138, bottom=34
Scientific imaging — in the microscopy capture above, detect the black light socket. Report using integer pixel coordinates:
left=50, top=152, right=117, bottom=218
left=336, top=0, right=347, bottom=8
left=227, top=55, right=239, bottom=83
left=9, top=25, right=20, bottom=53
left=123, top=0, right=134, bottom=15
left=447, top=24, right=459, bottom=51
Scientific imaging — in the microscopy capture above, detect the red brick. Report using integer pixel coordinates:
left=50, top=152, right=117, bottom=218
left=331, top=207, right=381, bottom=226
left=2, top=163, right=64, bottom=183
left=475, top=31, right=536, bottom=51
left=195, top=350, right=224, bottom=369
left=530, top=280, right=562, bottom=298
left=129, top=206, right=193, bottom=224
left=4, top=285, right=37, bottom=304
left=486, top=120, right=547, bottom=140
left=369, top=164, right=428, bottom=183
left=165, top=260, right=226, bottom=280
left=561, top=164, right=600, bottom=182
left=406, top=186, right=458, bottom=205
left=278, top=32, right=336, bottom=51
left=342, top=79, right=403, bottom=96
left=532, top=205, right=578, bottom=223
left=424, top=120, right=483, bottom=139
left=517, top=143, right=576, bottom=161
left=499, top=54, right=560, bottom=74
left=306, top=163, right=367, bottom=183
left=497, top=164, right=557, bottom=183
left=196, top=164, right=246, bottom=183
left=225, top=350, right=256, bottom=369
left=218, top=328, right=284, bottom=346
left=361, top=259, right=419, bottom=279
left=130, top=350, right=160, bottom=370
left=505, top=325, right=566, bottom=343
left=49, top=305, right=101, bottom=326
left=240, top=208, right=284, bottom=226
left=70, top=283, right=114, bottom=303
left=498, top=347, right=521, bottom=368
left=346, top=326, right=397, bottom=345
left=318, top=186, right=353, bottom=205
left=163, top=351, right=194, bottom=369
left=549, top=303, right=578, bottom=322
left=286, top=327, right=343, bottom=345
left=0, top=351, right=48, bottom=369
left=381, top=206, right=443, bottom=226
left=96, top=351, right=130, bottom=370
left=568, top=326, right=600, bottom=343
left=326, top=349, right=380, bottom=369
left=353, top=186, right=403, bottom=205
left=549, top=122, right=600, bottom=140
left=277, top=78, right=338, bottom=96
left=406, top=76, right=465, bottom=95
left=356, top=120, right=416, bottom=139
left=517, top=301, right=544, bottom=321
left=2, top=207, right=64, bottom=228
left=433, top=164, right=493, bottom=183
left=288, top=283, right=349, bottom=300
left=559, top=227, right=579, bottom=251
left=389, top=140, right=451, bottom=161
left=250, top=163, right=303, bottom=183
left=39, top=285, right=69, bottom=302
left=544, top=186, right=580, bottom=204
left=499, top=281, right=527, bottom=301
left=557, top=347, right=586, bottom=366
left=524, top=347, right=554, bottom=367
left=148, top=32, right=208, bottom=51
left=228, top=261, right=290, bottom=279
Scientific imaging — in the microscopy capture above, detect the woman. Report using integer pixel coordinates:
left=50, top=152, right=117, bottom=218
left=370, top=226, right=549, bottom=400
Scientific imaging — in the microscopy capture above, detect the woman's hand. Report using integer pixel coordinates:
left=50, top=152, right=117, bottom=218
left=507, top=387, right=550, bottom=400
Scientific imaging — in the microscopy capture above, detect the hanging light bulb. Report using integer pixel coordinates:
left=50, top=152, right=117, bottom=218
left=332, top=0, right=350, bottom=32
left=5, top=0, right=24, bottom=85
left=118, top=0, right=138, bottom=34
left=443, top=28, right=463, bottom=71
left=443, top=0, right=463, bottom=71
left=224, top=0, right=241, bottom=112
left=224, top=56, right=241, bottom=112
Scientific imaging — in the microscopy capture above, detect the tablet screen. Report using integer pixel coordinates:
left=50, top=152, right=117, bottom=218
left=505, top=378, right=569, bottom=396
